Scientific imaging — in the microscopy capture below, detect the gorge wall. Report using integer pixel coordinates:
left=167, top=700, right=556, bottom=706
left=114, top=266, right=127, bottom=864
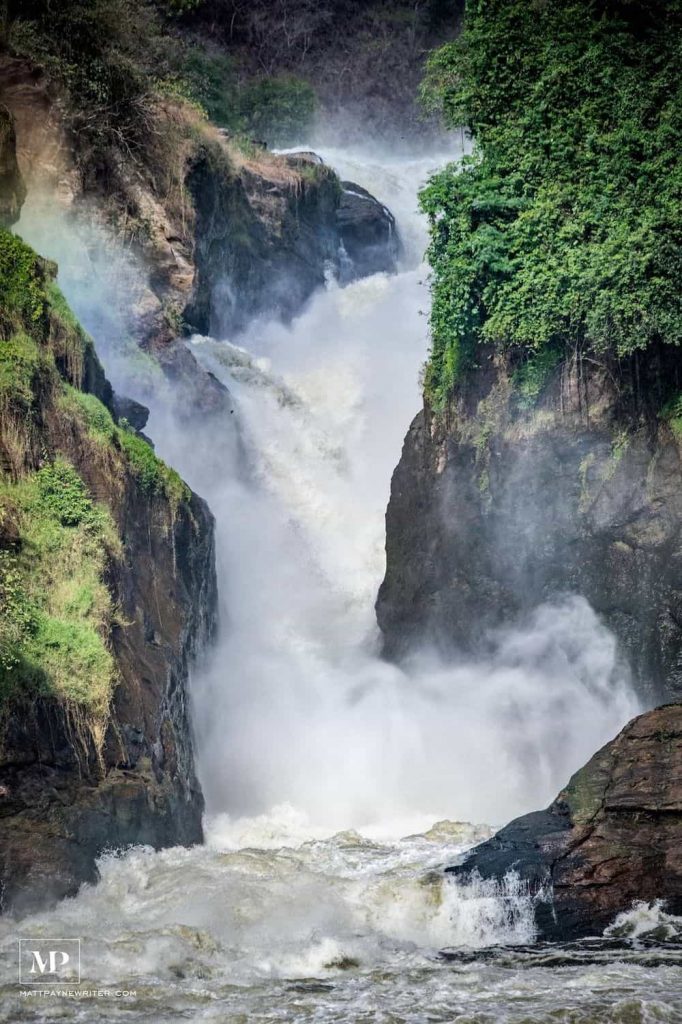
left=379, top=0, right=682, bottom=708
left=0, top=114, right=217, bottom=913
left=0, top=41, right=400, bottom=913
left=377, top=350, right=682, bottom=705
left=377, top=0, right=682, bottom=939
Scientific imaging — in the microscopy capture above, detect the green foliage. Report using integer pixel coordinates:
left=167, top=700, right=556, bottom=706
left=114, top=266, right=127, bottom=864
left=7, top=0, right=174, bottom=156
left=117, top=423, right=190, bottom=506
left=420, top=0, right=682, bottom=407
left=0, top=229, right=46, bottom=336
left=0, top=230, right=192, bottom=719
left=176, top=47, right=241, bottom=130
left=240, top=76, right=317, bottom=146
left=59, top=386, right=116, bottom=442
left=8, top=0, right=317, bottom=157
left=0, top=550, right=35, bottom=678
left=60, top=388, right=188, bottom=505
left=662, top=392, right=682, bottom=440
left=0, top=459, right=118, bottom=713
left=25, top=617, right=114, bottom=709
left=0, top=332, right=41, bottom=412
left=45, top=281, right=82, bottom=333
left=511, top=348, right=562, bottom=411
left=173, top=46, right=317, bottom=144
left=34, top=460, right=109, bottom=531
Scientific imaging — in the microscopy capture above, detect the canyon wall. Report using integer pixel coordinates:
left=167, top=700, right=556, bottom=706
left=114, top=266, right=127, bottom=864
left=378, top=350, right=682, bottom=706
left=0, top=117, right=216, bottom=913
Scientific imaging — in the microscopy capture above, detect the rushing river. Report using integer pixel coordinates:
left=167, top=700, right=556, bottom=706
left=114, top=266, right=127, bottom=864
left=9, top=146, right=682, bottom=1022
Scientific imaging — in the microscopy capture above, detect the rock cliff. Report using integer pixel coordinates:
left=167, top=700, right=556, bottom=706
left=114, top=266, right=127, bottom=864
left=185, top=149, right=399, bottom=339
left=449, top=702, right=682, bottom=940
left=0, top=131, right=216, bottom=913
left=378, top=347, right=682, bottom=705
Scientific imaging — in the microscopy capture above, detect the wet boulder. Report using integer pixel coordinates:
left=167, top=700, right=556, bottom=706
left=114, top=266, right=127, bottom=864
left=447, top=703, right=682, bottom=941
left=337, top=181, right=401, bottom=281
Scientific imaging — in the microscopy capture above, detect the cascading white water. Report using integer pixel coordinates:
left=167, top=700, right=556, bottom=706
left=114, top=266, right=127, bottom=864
left=147, top=149, right=639, bottom=835
left=6, top=148, right=673, bottom=1024
left=17, top=148, right=641, bottom=834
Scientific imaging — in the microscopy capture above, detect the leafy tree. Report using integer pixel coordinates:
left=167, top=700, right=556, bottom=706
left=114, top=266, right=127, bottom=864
left=420, top=0, right=682, bottom=407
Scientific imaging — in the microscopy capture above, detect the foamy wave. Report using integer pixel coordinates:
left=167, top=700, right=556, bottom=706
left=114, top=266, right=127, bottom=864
left=605, top=900, right=682, bottom=941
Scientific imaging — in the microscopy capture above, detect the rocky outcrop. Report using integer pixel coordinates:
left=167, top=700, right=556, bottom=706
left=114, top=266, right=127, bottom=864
left=378, top=347, right=682, bottom=704
left=448, top=703, right=682, bottom=940
left=185, top=149, right=399, bottom=339
left=0, top=476, right=216, bottom=914
left=1, top=54, right=398, bottom=420
left=337, top=181, right=399, bottom=282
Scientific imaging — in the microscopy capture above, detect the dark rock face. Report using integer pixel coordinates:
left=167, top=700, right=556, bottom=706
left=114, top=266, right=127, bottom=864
left=378, top=351, right=682, bottom=704
left=0, top=128, right=216, bottom=911
left=186, top=152, right=400, bottom=339
left=448, top=703, right=682, bottom=940
left=112, top=393, right=149, bottom=431
left=337, top=182, right=400, bottom=282
left=0, top=449, right=217, bottom=915
left=0, top=105, right=26, bottom=227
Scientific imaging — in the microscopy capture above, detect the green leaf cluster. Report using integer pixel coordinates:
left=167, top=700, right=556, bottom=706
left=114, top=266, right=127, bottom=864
left=0, top=230, right=46, bottom=334
left=420, top=0, right=682, bottom=408
left=0, top=459, right=118, bottom=714
left=173, top=46, right=317, bottom=145
left=60, top=388, right=190, bottom=507
left=240, top=76, right=317, bottom=146
left=117, top=422, right=190, bottom=506
left=0, top=230, right=192, bottom=717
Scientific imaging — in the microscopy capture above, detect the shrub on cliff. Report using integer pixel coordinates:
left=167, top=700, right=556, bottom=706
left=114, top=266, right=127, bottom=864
left=240, top=75, right=316, bottom=145
left=0, top=460, right=118, bottom=716
left=4, top=0, right=170, bottom=158
left=420, top=0, right=682, bottom=407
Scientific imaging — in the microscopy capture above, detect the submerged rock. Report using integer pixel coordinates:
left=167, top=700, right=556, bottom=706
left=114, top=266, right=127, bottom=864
left=448, top=703, right=682, bottom=940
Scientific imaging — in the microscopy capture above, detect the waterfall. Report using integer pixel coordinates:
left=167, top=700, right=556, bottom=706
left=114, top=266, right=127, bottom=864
left=4, top=149, right=670, bottom=1022
left=143, top=149, right=640, bottom=834
left=16, top=147, right=639, bottom=835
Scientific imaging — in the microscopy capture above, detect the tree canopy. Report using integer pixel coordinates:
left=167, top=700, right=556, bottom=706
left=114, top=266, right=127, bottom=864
left=420, top=0, right=682, bottom=407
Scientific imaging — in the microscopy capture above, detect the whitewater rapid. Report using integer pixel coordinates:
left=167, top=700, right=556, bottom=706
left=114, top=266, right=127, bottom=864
left=9, top=146, right=681, bottom=1023
left=2, top=819, right=681, bottom=1023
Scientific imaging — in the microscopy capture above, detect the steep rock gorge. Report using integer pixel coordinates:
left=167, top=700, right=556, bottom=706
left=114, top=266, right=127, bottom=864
left=379, top=0, right=682, bottom=701
left=0, top=56, right=399, bottom=914
left=0, top=131, right=216, bottom=913
left=378, top=0, right=682, bottom=937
